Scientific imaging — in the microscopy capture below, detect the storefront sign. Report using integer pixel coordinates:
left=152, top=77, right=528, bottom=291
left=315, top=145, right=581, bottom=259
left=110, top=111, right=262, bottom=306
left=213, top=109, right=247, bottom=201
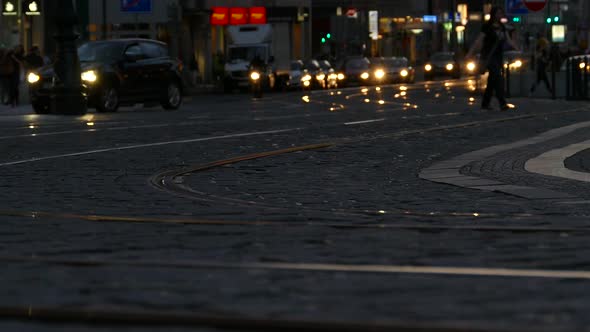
left=369, top=10, right=378, bottom=40
left=2, top=0, right=17, bottom=16
left=210, top=6, right=229, bottom=25
left=249, top=7, right=266, bottom=24
left=121, top=0, right=151, bottom=13
left=23, top=0, right=41, bottom=16
left=230, top=7, right=248, bottom=25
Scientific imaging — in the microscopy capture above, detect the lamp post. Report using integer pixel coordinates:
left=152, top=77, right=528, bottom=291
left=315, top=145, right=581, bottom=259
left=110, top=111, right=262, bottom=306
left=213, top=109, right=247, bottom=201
left=51, top=0, right=86, bottom=115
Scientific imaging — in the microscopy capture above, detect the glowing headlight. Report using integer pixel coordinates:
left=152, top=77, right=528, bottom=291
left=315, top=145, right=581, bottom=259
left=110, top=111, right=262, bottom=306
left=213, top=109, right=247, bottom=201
left=466, top=62, right=476, bottom=71
left=303, top=80, right=311, bottom=87
left=512, top=60, right=522, bottom=68
left=337, top=73, right=345, bottom=80
left=301, top=74, right=312, bottom=82
left=374, top=69, right=385, bottom=79
left=81, top=70, right=97, bottom=83
left=360, top=72, right=370, bottom=80
left=400, top=69, right=408, bottom=77
left=328, top=73, right=337, bottom=80
left=250, top=71, right=261, bottom=80
left=580, top=62, right=587, bottom=70
left=316, top=73, right=325, bottom=81
left=424, top=64, right=432, bottom=71
left=27, top=72, right=40, bottom=84
left=446, top=63, right=454, bottom=71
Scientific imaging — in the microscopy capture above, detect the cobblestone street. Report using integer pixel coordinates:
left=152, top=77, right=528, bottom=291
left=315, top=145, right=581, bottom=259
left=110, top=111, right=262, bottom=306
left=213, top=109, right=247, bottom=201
left=2, top=80, right=590, bottom=331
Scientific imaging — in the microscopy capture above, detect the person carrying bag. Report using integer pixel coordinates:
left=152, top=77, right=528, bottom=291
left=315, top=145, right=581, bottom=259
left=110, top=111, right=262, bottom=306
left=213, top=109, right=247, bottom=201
left=466, top=6, right=519, bottom=111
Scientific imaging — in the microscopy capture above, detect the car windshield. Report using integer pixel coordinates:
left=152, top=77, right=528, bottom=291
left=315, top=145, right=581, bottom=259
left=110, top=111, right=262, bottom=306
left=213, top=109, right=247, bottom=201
left=384, top=58, right=407, bottom=67
left=346, top=58, right=370, bottom=70
left=319, top=61, right=332, bottom=70
left=304, top=60, right=320, bottom=70
left=228, top=46, right=266, bottom=62
left=290, top=62, right=302, bottom=70
left=431, top=53, right=453, bottom=61
left=78, top=43, right=125, bottom=63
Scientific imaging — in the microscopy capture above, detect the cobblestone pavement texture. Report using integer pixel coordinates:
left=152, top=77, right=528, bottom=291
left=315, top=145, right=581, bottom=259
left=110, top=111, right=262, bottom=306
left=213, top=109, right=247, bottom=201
left=2, top=80, right=590, bottom=331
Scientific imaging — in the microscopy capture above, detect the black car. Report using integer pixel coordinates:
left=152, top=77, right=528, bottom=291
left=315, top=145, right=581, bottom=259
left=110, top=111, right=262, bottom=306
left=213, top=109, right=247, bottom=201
left=371, top=56, right=415, bottom=84
left=27, top=39, right=183, bottom=114
left=338, top=56, right=371, bottom=86
left=423, top=52, right=461, bottom=80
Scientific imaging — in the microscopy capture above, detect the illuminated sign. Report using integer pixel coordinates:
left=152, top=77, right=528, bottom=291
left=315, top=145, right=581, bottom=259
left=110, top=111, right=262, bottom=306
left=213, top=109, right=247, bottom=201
left=2, top=0, right=17, bottom=16
left=230, top=7, right=248, bottom=25
left=210, top=6, right=229, bottom=25
left=24, top=0, right=41, bottom=16
left=249, top=7, right=266, bottom=24
left=120, top=0, right=151, bottom=13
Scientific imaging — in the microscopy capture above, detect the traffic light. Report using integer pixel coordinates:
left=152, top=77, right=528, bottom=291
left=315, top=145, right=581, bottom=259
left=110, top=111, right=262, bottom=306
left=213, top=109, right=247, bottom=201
left=321, top=37, right=326, bottom=43
left=512, top=16, right=521, bottom=23
left=326, top=33, right=331, bottom=39
left=553, top=16, right=559, bottom=22
left=546, top=16, right=560, bottom=24
left=546, top=17, right=552, bottom=24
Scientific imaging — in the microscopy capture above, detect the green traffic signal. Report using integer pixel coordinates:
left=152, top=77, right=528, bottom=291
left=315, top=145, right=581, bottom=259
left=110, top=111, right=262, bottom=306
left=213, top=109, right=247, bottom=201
left=326, top=33, right=331, bottom=39
left=546, top=17, right=552, bottom=24
left=321, top=37, right=326, bottom=43
left=553, top=16, right=559, bottom=22
left=512, top=16, right=521, bottom=23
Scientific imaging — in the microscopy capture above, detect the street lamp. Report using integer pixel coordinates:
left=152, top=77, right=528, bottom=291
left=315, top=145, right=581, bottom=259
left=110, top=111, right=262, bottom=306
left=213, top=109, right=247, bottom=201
left=51, top=0, right=87, bottom=115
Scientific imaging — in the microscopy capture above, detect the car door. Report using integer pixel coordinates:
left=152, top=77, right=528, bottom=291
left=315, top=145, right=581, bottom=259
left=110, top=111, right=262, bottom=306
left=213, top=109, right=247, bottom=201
left=120, top=43, right=147, bottom=99
left=140, top=42, right=167, bottom=95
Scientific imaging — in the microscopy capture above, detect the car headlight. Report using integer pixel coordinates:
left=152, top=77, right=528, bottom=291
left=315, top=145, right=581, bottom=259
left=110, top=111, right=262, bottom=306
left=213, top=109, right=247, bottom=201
left=316, top=73, right=325, bottom=81
left=337, top=73, right=345, bottom=80
left=328, top=73, right=337, bottom=80
left=360, top=72, right=370, bottom=80
left=400, top=69, right=408, bottom=77
left=446, top=63, right=454, bottom=71
left=466, top=62, right=476, bottom=71
left=374, top=69, right=385, bottom=79
left=303, top=80, right=311, bottom=87
left=27, top=72, right=40, bottom=84
left=81, top=70, right=97, bottom=83
left=580, top=62, right=587, bottom=70
left=512, top=60, right=522, bottom=68
left=424, top=64, right=432, bottom=71
left=250, top=71, right=260, bottom=81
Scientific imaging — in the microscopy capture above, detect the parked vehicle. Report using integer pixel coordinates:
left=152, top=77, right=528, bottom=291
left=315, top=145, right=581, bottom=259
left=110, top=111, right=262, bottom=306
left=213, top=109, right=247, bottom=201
left=338, top=56, right=371, bottom=87
left=371, top=56, right=415, bottom=84
left=26, top=39, right=183, bottom=114
left=424, top=52, right=461, bottom=80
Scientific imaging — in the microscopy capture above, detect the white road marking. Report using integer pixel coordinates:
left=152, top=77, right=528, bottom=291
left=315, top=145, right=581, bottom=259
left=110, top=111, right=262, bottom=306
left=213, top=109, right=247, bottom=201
left=0, top=123, right=186, bottom=140
left=344, top=118, right=386, bottom=125
left=9, top=255, right=590, bottom=279
left=0, top=128, right=298, bottom=167
left=525, top=139, right=590, bottom=182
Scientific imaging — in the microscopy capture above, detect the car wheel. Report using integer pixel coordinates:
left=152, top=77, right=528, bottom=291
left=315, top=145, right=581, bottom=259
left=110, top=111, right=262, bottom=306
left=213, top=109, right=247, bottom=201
left=96, top=85, right=119, bottom=113
left=161, top=81, right=182, bottom=110
left=31, top=100, right=50, bottom=114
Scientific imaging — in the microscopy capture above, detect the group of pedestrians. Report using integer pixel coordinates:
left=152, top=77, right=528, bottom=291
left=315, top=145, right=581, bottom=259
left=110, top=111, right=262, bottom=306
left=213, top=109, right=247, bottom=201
left=0, top=45, right=46, bottom=108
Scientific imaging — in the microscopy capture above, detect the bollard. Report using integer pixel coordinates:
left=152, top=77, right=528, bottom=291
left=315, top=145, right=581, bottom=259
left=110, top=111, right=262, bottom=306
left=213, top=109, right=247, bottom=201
left=505, top=64, right=511, bottom=98
left=566, top=57, right=571, bottom=100
left=551, top=60, right=556, bottom=100
left=585, top=56, right=589, bottom=99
